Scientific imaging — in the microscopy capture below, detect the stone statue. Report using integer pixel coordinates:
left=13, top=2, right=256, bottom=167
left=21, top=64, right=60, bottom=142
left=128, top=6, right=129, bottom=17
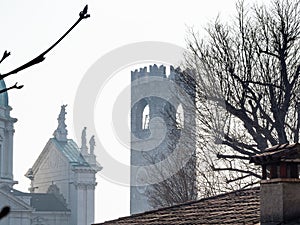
left=59, top=104, right=67, bottom=118
left=53, top=105, right=68, bottom=141
left=57, top=105, right=67, bottom=127
left=81, top=127, right=87, bottom=149
left=89, top=135, right=95, bottom=155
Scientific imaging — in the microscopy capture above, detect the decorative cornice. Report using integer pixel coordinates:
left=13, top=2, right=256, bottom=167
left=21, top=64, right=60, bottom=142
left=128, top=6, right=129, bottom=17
left=71, top=167, right=97, bottom=173
left=73, top=182, right=97, bottom=190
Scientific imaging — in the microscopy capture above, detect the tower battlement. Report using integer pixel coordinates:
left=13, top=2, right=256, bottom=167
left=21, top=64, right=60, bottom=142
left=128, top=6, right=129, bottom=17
left=131, top=64, right=185, bottom=81
left=131, top=64, right=191, bottom=86
left=131, top=64, right=166, bottom=80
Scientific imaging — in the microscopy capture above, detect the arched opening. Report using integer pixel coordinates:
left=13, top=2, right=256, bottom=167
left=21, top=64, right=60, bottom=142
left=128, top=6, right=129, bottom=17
left=142, top=104, right=150, bottom=130
left=131, top=98, right=150, bottom=132
left=176, top=104, right=184, bottom=129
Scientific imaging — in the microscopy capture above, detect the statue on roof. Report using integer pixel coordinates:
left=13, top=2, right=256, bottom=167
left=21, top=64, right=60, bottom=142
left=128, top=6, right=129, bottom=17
left=81, top=127, right=87, bottom=149
left=58, top=104, right=67, bottom=118
left=89, top=135, right=95, bottom=155
left=57, top=105, right=67, bottom=129
left=53, top=105, right=68, bottom=142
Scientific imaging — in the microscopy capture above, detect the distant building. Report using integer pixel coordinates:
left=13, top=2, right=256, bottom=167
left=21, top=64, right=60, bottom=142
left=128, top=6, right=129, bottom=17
left=0, top=80, right=102, bottom=225
left=130, top=64, right=196, bottom=214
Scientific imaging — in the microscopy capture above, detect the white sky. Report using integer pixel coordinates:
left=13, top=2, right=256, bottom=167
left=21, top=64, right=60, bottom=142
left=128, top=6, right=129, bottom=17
left=1, top=0, right=269, bottom=223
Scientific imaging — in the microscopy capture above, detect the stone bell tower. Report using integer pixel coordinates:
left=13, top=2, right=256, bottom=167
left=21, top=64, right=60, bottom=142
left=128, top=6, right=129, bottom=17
left=130, top=64, right=196, bottom=214
left=251, top=143, right=300, bottom=224
left=0, top=80, right=17, bottom=187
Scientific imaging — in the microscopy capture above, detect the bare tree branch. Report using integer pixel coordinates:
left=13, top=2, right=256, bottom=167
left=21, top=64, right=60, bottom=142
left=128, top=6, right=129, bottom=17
left=0, top=5, right=90, bottom=88
left=0, top=51, right=11, bottom=65
left=182, top=0, right=300, bottom=194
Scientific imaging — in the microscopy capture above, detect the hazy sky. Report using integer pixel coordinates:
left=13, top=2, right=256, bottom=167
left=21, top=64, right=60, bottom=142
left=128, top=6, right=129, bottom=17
left=1, top=0, right=268, bottom=223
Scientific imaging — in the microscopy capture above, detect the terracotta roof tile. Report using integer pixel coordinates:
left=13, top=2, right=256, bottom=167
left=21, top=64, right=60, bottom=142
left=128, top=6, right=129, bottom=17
left=250, top=143, right=300, bottom=164
left=94, top=188, right=260, bottom=225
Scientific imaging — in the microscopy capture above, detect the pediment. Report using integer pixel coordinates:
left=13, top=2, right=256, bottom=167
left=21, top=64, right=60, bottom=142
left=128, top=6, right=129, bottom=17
left=31, top=139, right=69, bottom=175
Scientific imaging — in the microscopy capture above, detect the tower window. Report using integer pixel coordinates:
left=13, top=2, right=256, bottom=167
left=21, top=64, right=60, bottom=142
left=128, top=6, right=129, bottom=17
left=143, top=105, right=150, bottom=130
left=176, top=104, right=184, bottom=129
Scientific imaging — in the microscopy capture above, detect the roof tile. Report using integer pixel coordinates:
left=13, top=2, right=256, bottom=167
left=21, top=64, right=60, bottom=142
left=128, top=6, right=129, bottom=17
left=51, top=138, right=90, bottom=167
left=94, top=188, right=260, bottom=225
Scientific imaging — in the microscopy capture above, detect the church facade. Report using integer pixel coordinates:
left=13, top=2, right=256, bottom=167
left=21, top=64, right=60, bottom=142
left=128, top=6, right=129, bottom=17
left=0, top=80, right=102, bottom=225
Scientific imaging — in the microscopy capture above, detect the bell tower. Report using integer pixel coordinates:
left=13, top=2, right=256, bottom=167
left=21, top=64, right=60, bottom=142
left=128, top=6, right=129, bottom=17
left=130, top=65, right=196, bottom=214
left=0, top=80, right=17, bottom=187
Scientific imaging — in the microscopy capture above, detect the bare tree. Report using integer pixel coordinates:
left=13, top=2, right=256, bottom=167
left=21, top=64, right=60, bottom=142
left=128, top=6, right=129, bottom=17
left=183, top=0, right=300, bottom=192
left=0, top=5, right=90, bottom=220
left=142, top=0, right=300, bottom=207
left=143, top=144, right=198, bottom=208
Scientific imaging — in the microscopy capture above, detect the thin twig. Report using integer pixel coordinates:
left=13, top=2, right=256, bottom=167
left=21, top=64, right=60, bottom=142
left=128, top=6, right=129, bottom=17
left=0, top=5, right=90, bottom=81
left=0, top=51, right=11, bottom=65
left=0, top=82, right=24, bottom=94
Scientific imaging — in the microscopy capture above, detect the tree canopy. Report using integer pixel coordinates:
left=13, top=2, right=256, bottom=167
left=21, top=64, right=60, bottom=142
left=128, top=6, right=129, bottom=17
left=182, top=0, right=300, bottom=192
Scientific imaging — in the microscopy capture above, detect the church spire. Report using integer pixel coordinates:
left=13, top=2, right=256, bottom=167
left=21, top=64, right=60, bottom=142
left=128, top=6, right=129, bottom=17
left=53, top=105, right=68, bottom=142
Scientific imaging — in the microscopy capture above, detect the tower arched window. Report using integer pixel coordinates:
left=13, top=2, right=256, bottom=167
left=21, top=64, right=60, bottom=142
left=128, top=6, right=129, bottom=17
left=142, top=104, right=150, bottom=130
left=176, top=104, right=184, bottom=129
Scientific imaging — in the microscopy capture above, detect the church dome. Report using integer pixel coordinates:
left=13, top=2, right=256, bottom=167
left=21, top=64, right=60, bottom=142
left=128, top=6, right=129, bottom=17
left=0, top=79, right=8, bottom=107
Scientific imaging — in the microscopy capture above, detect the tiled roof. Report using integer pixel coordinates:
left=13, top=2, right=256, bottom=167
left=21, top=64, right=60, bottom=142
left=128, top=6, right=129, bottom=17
left=51, top=138, right=90, bottom=167
left=250, top=143, right=300, bottom=164
left=30, top=193, right=70, bottom=212
left=7, top=188, right=70, bottom=212
left=94, top=188, right=260, bottom=225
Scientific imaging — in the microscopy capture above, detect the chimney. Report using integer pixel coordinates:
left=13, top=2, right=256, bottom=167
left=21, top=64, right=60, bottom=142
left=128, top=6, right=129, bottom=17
left=250, top=143, right=300, bottom=224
